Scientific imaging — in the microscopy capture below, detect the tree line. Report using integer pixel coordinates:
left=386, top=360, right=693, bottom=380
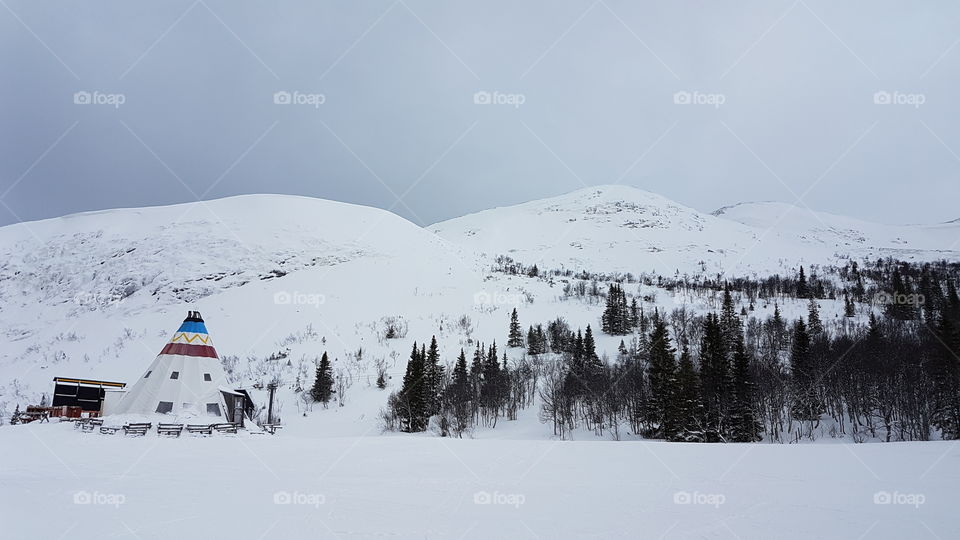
left=379, top=258, right=960, bottom=442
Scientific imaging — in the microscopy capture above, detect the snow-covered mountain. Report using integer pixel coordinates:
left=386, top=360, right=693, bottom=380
left=713, top=200, right=960, bottom=265
left=1, top=187, right=958, bottom=428
left=0, top=194, right=488, bottom=416
left=0, top=194, right=471, bottom=320
left=432, top=185, right=960, bottom=275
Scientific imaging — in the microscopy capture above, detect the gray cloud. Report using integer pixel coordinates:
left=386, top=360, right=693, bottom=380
left=1, top=0, right=958, bottom=227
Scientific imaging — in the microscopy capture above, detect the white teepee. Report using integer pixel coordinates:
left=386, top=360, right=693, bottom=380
left=112, top=311, right=242, bottom=421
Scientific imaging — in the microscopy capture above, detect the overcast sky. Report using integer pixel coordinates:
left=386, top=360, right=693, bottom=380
left=2, top=0, right=959, bottom=228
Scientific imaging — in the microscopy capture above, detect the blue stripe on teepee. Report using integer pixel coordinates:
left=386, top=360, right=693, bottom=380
left=176, top=321, right=209, bottom=334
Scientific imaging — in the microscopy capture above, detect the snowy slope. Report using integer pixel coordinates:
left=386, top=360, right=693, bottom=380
left=1, top=188, right=957, bottom=431
left=0, top=194, right=472, bottom=321
left=1, top=190, right=958, bottom=540
left=0, top=194, right=488, bottom=415
left=431, top=185, right=960, bottom=275
left=714, top=201, right=960, bottom=261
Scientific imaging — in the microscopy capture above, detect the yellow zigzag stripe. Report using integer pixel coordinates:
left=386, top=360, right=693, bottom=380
left=170, top=332, right=211, bottom=345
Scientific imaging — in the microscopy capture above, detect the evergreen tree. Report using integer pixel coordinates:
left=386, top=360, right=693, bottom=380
left=451, top=349, right=469, bottom=394
left=797, top=266, right=808, bottom=298
left=536, top=325, right=547, bottom=354
left=449, top=349, right=470, bottom=405
left=930, top=287, right=960, bottom=438
left=789, top=319, right=821, bottom=423
left=582, top=325, right=603, bottom=394
left=630, top=298, right=641, bottom=329
left=602, top=283, right=630, bottom=335
left=673, top=346, right=703, bottom=442
left=470, top=344, right=484, bottom=396
left=770, top=303, right=787, bottom=351
left=699, top=313, right=731, bottom=441
left=424, top=336, right=443, bottom=416
left=480, top=342, right=502, bottom=415
left=446, top=348, right=472, bottom=436
left=647, top=317, right=678, bottom=439
left=526, top=324, right=547, bottom=355
left=564, top=330, right=587, bottom=398
left=719, top=283, right=743, bottom=353
left=311, top=351, right=334, bottom=404
left=886, top=267, right=916, bottom=321
left=583, top=325, right=598, bottom=363
left=807, top=298, right=823, bottom=335
left=399, top=342, right=427, bottom=431
left=729, top=336, right=761, bottom=442
left=508, top=308, right=524, bottom=348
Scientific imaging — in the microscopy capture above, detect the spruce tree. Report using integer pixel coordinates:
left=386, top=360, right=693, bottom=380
left=311, top=352, right=334, bottom=404
left=720, top=283, right=743, bottom=353
left=565, top=330, right=588, bottom=399
left=729, top=336, right=761, bottom=442
left=399, top=342, right=427, bottom=431
left=699, top=313, right=731, bottom=441
left=602, top=284, right=630, bottom=335
left=807, top=298, right=823, bottom=335
left=508, top=308, right=524, bottom=348
left=886, top=267, right=916, bottom=321
left=583, top=325, right=598, bottom=363
left=630, top=298, right=640, bottom=330
left=480, top=341, right=502, bottom=415
left=582, top=325, right=603, bottom=393
left=447, top=348, right=472, bottom=436
left=526, top=324, right=547, bottom=355
left=673, top=346, right=703, bottom=442
left=470, top=344, right=484, bottom=396
left=647, top=318, right=678, bottom=439
left=449, top=349, right=470, bottom=405
left=424, top=336, right=443, bottom=416
left=789, top=319, right=821, bottom=423
left=930, top=287, right=960, bottom=438
left=797, top=266, right=808, bottom=298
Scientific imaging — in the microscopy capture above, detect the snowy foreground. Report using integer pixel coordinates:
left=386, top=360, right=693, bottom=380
left=2, top=422, right=957, bottom=540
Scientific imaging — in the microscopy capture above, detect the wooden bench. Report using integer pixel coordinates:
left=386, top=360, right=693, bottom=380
left=157, top=423, right=184, bottom=437
left=261, top=424, right=283, bottom=435
left=212, top=423, right=239, bottom=434
left=100, top=426, right=119, bottom=435
left=123, top=423, right=152, bottom=436
left=186, top=424, right=214, bottom=435
left=80, top=418, right=103, bottom=432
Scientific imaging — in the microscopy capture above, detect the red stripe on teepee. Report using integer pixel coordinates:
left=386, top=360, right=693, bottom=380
left=160, top=342, right=219, bottom=358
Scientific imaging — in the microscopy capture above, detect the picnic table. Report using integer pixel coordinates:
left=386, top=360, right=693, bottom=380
left=157, top=423, right=184, bottom=437
left=186, top=424, right=214, bottom=435
left=122, top=423, right=152, bottom=436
